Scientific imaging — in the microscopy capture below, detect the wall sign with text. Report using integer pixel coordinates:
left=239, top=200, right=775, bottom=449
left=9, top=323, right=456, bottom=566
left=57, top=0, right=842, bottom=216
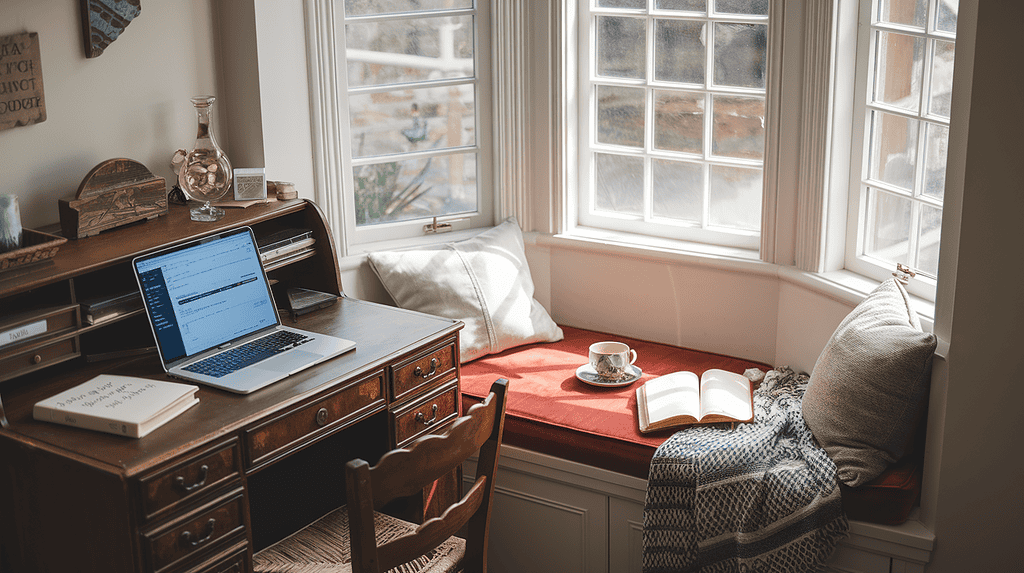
left=0, top=32, right=45, bottom=132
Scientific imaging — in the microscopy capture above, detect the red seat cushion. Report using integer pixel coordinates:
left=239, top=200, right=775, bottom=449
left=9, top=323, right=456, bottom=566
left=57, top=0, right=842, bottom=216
left=460, top=326, right=769, bottom=479
left=841, top=450, right=923, bottom=525
left=461, top=325, right=923, bottom=525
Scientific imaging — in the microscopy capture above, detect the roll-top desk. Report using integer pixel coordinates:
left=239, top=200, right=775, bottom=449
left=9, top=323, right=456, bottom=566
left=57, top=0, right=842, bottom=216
left=0, top=200, right=463, bottom=572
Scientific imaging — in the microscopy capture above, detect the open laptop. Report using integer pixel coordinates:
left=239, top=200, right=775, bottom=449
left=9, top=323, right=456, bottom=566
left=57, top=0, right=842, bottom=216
left=132, top=226, right=356, bottom=394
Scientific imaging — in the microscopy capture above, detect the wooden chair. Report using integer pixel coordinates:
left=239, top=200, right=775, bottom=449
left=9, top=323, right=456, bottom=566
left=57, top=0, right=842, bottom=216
left=254, top=378, right=509, bottom=573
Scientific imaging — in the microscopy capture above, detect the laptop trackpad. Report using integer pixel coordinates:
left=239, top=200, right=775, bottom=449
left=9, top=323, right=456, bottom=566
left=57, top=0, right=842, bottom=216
left=259, top=350, right=322, bottom=372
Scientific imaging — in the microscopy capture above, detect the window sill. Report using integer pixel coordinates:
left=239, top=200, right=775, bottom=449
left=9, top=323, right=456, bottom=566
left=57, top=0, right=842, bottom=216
left=538, top=226, right=772, bottom=276
left=338, top=226, right=487, bottom=271
left=533, top=228, right=936, bottom=329
left=780, top=267, right=936, bottom=328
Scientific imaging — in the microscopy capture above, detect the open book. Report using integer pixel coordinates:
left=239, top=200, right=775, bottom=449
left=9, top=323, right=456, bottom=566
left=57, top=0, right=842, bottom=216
left=636, top=369, right=753, bottom=433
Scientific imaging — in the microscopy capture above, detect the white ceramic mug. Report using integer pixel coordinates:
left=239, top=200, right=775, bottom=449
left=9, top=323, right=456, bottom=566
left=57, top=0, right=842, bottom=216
left=589, top=341, right=638, bottom=380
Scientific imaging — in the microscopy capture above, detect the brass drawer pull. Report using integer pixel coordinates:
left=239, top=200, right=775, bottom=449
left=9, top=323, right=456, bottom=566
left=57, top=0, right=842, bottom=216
left=415, top=404, right=439, bottom=426
left=181, top=518, right=216, bottom=547
left=174, top=464, right=209, bottom=493
left=413, top=358, right=439, bottom=379
left=316, top=407, right=329, bottom=427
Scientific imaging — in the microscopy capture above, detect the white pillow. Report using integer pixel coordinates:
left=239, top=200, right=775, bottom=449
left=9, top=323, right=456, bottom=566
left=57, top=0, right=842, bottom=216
left=367, top=218, right=563, bottom=363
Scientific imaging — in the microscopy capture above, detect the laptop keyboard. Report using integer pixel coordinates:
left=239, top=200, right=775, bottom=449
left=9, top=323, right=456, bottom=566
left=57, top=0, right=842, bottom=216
left=183, top=330, right=312, bottom=378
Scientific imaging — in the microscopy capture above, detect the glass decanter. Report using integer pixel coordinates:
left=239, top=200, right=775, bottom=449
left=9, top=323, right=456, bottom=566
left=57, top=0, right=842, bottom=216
left=179, top=95, right=233, bottom=221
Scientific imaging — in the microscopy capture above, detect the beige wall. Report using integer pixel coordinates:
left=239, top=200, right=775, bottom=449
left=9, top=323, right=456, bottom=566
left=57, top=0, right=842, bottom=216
left=1, top=1, right=223, bottom=229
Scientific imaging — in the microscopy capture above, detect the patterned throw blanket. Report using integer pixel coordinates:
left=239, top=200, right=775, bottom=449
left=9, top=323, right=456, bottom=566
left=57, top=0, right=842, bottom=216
left=643, top=368, right=849, bottom=573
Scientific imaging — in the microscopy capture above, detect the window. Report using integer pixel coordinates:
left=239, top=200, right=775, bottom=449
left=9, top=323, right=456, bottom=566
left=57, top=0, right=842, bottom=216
left=847, top=0, right=957, bottom=292
left=334, top=0, right=492, bottom=247
left=577, top=0, right=769, bottom=250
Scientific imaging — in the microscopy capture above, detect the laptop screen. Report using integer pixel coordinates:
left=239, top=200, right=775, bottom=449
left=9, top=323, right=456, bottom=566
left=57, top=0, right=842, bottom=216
left=134, top=227, right=279, bottom=364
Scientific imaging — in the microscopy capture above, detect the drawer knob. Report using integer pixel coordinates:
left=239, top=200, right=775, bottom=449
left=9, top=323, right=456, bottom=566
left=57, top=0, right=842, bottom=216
left=32, top=354, right=42, bottom=364
left=181, top=518, right=216, bottom=547
left=316, top=407, right=329, bottom=427
left=415, top=403, right=439, bottom=426
left=174, top=464, right=209, bottom=493
left=413, top=358, right=439, bottom=379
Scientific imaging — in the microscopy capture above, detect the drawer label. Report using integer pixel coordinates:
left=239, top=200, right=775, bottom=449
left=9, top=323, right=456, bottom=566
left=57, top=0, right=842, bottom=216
left=0, top=318, right=46, bottom=348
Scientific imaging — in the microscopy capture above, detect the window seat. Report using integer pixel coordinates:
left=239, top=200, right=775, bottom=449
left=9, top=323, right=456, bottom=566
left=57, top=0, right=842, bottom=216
left=460, top=325, right=922, bottom=526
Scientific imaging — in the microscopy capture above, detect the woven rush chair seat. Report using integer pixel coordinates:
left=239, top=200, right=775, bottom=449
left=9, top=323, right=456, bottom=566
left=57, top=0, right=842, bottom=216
left=253, top=508, right=464, bottom=573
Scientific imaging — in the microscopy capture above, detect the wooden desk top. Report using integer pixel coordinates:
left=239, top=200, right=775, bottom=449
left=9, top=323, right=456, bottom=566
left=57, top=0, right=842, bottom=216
left=0, top=297, right=461, bottom=476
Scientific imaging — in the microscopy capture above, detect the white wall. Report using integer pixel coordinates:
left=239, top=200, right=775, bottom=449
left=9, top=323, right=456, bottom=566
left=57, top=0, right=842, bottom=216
left=923, top=1, right=1024, bottom=570
left=0, top=1, right=222, bottom=230
left=545, top=245, right=782, bottom=367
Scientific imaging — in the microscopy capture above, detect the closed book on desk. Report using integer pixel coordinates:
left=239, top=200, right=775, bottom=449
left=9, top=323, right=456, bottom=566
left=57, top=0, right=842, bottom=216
left=636, top=369, right=753, bottom=433
left=34, top=374, right=199, bottom=438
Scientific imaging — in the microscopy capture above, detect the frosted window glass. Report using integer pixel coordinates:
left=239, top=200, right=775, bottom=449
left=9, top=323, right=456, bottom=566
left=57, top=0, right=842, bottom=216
left=597, top=85, right=646, bottom=148
left=594, top=153, right=644, bottom=215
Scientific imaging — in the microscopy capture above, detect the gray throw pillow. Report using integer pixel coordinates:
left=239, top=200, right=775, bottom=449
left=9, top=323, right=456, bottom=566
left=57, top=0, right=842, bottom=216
left=367, top=217, right=563, bottom=363
left=802, top=279, right=936, bottom=487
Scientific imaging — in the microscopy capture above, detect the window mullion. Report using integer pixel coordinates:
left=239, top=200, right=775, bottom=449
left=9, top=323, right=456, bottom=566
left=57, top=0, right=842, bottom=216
left=645, top=10, right=654, bottom=222
left=703, top=12, right=714, bottom=232
left=908, top=199, right=923, bottom=270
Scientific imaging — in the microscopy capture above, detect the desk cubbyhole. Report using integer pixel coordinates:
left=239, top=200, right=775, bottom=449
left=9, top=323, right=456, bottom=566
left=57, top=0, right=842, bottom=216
left=0, top=281, right=73, bottom=320
left=72, top=263, right=139, bottom=304
left=247, top=411, right=388, bottom=552
left=78, top=312, right=153, bottom=358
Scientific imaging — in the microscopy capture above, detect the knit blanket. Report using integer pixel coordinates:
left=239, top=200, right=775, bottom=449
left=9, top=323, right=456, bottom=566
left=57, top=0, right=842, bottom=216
left=643, top=368, right=849, bottom=573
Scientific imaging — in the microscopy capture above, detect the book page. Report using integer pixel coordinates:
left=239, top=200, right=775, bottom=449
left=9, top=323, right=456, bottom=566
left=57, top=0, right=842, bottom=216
left=698, top=369, right=752, bottom=420
left=645, top=371, right=701, bottom=424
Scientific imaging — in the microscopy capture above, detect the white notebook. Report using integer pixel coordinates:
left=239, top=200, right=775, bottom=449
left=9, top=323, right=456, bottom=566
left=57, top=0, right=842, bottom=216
left=34, top=374, right=199, bottom=438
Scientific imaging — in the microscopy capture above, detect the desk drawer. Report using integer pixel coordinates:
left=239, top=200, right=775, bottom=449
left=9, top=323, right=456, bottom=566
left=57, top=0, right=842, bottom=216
left=142, top=488, right=246, bottom=573
left=391, top=340, right=457, bottom=402
left=179, top=540, right=247, bottom=573
left=245, top=370, right=385, bottom=468
left=392, top=380, right=460, bottom=448
left=0, top=335, right=78, bottom=382
left=139, top=439, right=241, bottom=522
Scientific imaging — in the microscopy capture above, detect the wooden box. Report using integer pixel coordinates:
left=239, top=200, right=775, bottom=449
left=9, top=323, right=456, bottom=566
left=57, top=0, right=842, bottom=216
left=59, top=158, right=167, bottom=239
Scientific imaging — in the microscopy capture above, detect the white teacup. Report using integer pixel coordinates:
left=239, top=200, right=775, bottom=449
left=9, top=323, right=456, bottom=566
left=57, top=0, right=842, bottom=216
left=589, top=341, right=638, bottom=380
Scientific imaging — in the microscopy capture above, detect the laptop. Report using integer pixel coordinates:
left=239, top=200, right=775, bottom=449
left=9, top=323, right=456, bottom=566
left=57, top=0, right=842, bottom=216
left=132, top=226, right=356, bottom=394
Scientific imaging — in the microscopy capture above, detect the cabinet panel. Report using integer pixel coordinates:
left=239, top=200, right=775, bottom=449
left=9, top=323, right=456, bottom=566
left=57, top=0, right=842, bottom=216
left=609, top=496, right=644, bottom=573
left=823, top=543, right=893, bottom=573
left=476, top=463, right=608, bottom=573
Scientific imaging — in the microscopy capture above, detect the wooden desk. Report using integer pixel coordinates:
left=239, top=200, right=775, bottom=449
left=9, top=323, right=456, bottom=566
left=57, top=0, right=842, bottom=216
left=0, top=201, right=463, bottom=572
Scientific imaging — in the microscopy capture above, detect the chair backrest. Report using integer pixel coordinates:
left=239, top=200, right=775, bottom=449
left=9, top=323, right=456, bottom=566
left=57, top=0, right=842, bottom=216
left=345, top=378, right=509, bottom=573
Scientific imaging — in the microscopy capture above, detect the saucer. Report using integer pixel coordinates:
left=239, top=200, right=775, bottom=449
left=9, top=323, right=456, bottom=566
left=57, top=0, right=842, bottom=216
left=576, top=363, right=642, bottom=387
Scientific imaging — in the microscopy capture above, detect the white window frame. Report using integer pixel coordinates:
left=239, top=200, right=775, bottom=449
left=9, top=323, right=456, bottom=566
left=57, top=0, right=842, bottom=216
left=305, top=0, right=495, bottom=256
left=574, top=2, right=770, bottom=251
left=843, top=0, right=953, bottom=300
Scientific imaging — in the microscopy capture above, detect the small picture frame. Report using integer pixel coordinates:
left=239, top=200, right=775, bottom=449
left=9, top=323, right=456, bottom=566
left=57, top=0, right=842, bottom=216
left=233, top=168, right=267, bottom=201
